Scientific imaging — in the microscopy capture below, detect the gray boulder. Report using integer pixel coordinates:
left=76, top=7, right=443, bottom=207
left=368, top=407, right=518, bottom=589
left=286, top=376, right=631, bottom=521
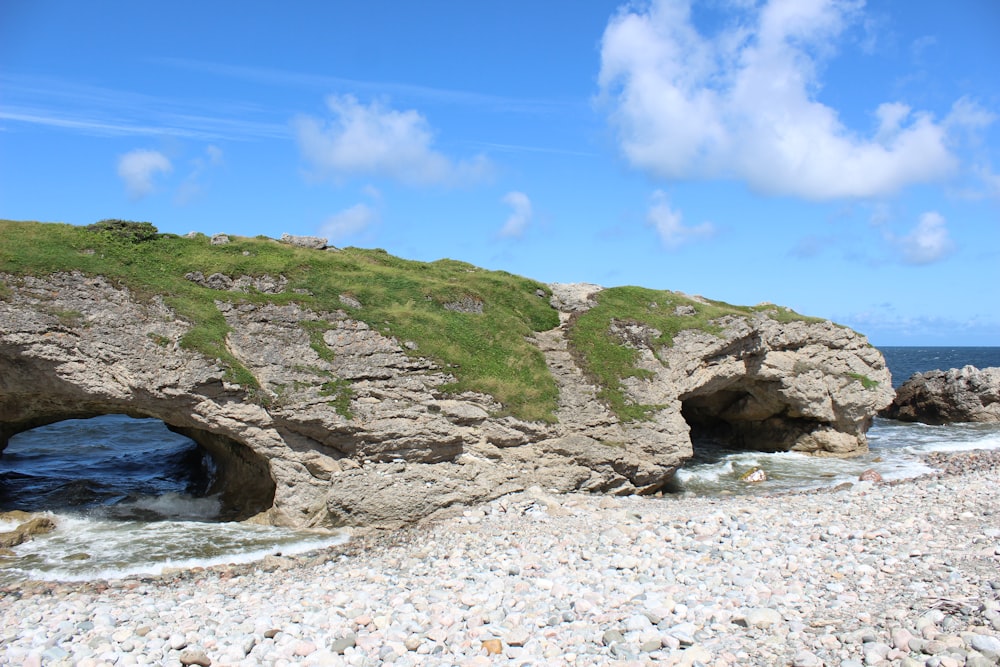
left=881, top=365, right=1000, bottom=424
left=280, top=233, right=328, bottom=250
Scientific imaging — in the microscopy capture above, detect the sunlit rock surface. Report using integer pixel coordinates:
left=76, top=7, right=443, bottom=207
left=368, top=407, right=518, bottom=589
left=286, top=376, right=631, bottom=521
left=1, top=273, right=892, bottom=527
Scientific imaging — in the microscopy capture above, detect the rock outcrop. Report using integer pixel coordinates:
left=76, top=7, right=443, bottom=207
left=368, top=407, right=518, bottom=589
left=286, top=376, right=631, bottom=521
left=0, top=512, right=57, bottom=548
left=0, top=272, right=893, bottom=528
left=279, top=233, right=334, bottom=251
left=661, top=314, right=893, bottom=457
left=881, top=366, right=1000, bottom=424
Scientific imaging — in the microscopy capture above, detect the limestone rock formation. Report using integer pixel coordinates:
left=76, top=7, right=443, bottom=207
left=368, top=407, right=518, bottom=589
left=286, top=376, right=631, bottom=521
left=658, top=315, right=894, bottom=457
left=280, top=233, right=329, bottom=250
left=881, top=366, right=1000, bottom=424
left=0, top=271, right=892, bottom=528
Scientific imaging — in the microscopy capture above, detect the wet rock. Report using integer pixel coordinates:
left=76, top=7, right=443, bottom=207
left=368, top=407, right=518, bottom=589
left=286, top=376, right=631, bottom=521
left=0, top=516, right=56, bottom=548
left=859, top=468, right=883, bottom=482
left=741, top=467, right=768, bottom=483
left=882, top=365, right=1000, bottom=424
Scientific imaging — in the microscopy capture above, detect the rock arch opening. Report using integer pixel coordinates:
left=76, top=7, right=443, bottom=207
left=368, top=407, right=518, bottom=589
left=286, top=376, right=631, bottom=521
left=680, top=386, right=820, bottom=454
left=0, top=414, right=275, bottom=522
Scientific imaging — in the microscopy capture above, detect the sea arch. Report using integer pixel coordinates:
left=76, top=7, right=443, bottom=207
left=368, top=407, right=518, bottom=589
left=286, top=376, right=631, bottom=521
left=0, top=394, right=275, bottom=522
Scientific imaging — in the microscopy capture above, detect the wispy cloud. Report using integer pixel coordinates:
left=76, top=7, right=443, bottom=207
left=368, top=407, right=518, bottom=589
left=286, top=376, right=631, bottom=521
left=118, top=149, right=172, bottom=199
left=293, top=95, right=492, bottom=186
left=0, top=74, right=288, bottom=140
left=467, top=141, right=597, bottom=157
left=647, top=190, right=715, bottom=249
left=597, top=0, right=990, bottom=200
left=790, top=234, right=834, bottom=259
left=175, top=145, right=225, bottom=205
left=153, top=57, right=572, bottom=115
left=499, top=191, right=533, bottom=238
left=837, top=306, right=998, bottom=344
left=974, top=164, right=1000, bottom=200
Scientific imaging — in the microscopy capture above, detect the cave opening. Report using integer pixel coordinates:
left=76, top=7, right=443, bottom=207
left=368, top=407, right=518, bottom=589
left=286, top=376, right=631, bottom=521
left=0, top=414, right=274, bottom=522
left=681, top=389, right=754, bottom=455
left=661, top=388, right=785, bottom=494
left=680, top=386, right=820, bottom=459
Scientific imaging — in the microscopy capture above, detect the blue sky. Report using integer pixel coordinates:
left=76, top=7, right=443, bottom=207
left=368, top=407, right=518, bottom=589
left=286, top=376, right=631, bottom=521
left=1, top=1, right=998, bottom=345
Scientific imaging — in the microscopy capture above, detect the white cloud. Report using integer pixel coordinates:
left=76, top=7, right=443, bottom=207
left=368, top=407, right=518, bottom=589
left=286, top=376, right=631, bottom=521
left=117, top=149, right=172, bottom=199
left=320, top=203, right=379, bottom=241
left=293, top=95, right=491, bottom=186
left=320, top=185, right=382, bottom=241
left=499, top=191, right=533, bottom=238
left=598, top=0, right=984, bottom=200
left=896, top=211, right=954, bottom=265
left=647, top=190, right=715, bottom=248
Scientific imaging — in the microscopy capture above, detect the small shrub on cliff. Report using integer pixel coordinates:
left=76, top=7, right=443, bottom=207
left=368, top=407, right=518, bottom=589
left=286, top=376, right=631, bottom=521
left=86, top=219, right=159, bottom=243
left=848, top=372, right=879, bottom=390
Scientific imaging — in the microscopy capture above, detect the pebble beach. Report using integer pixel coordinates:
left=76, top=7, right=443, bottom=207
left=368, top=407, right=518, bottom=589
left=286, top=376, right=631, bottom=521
left=2, top=450, right=999, bottom=667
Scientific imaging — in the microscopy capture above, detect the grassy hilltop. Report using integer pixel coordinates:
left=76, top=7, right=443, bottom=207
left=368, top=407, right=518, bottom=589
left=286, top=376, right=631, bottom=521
left=0, top=220, right=822, bottom=423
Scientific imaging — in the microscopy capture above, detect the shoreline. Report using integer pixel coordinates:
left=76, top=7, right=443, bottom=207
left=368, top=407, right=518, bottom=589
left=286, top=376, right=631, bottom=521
left=2, top=450, right=999, bottom=666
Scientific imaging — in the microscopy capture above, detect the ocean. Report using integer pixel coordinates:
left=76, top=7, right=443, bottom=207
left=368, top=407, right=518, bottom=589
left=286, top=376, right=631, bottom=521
left=1, top=346, right=998, bottom=584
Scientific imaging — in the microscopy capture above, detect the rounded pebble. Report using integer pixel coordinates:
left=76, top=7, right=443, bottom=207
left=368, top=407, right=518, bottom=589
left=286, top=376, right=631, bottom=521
left=0, top=449, right=998, bottom=666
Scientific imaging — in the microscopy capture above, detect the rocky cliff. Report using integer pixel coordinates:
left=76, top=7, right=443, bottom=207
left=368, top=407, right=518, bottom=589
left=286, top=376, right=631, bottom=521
left=0, top=222, right=894, bottom=528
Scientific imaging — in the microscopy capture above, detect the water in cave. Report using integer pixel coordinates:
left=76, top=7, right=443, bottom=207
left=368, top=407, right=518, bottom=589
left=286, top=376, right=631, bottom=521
left=0, top=414, right=346, bottom=584
left=0, top=414, right=219, bottom=521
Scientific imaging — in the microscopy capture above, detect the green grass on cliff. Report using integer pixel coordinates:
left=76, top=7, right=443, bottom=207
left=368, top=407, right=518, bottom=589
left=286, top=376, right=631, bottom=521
left=0, top=220, right=559, bottom=421
left=568, top=286, right=824, bottom=421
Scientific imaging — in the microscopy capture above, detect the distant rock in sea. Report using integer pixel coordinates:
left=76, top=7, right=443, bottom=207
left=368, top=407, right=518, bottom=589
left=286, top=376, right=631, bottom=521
left=881, top=365, right=1000, bottom=424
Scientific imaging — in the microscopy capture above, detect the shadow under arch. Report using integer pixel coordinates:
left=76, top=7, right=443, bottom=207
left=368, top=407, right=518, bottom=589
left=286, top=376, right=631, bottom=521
left=680, top=387, right=822, bottom=455
left=1, top=411, right=275, bottom=522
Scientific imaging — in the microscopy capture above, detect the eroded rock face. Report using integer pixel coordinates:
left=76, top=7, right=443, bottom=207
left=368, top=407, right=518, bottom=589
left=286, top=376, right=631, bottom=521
left=881, top=366, right=1000, bottom=424
left=0, top=272, right=892, bottom=528
left=660, top=316, right=895, bottom=457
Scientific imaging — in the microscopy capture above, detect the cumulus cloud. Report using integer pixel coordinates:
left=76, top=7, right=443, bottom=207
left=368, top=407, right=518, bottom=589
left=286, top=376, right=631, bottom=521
left=321, top=202, right=379, bottom=241
left=895, top=211, right=954, bottom=265
left=293, top=95, right=491, bottom=186
left=117, top=149, right=172, bottom=199
left=499, top=191, right=533, bottom=238
left=647, top=190, right=715, bottom=248
left=597, top=0, right=984, bottom=199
